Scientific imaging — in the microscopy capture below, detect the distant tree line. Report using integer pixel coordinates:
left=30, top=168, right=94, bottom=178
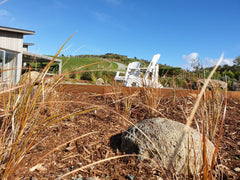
left=204, top=56, right=240, bottom=90
left=157, top=55, right=240, bottom=91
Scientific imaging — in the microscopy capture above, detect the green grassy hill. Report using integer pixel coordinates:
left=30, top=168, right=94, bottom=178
left=60, top=54, right=152, bottom=70
left=57, top=55, right=120, bottom=83
left=59, top=56, right=118, bottom=72
left=58, top=54, right=182, bottom=83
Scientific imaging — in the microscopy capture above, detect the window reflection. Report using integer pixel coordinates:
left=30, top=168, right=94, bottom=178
left=0, top=49, right=18, bottom=83
left=0, top=50, right=3, bottom=81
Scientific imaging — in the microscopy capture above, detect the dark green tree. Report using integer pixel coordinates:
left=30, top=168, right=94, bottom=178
left=233, top=56, right=240, bottom=66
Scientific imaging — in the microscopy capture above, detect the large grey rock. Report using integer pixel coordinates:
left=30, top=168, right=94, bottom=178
left=232, top=82, right=240, bottom=91
left=21, top=71, right=40, bottom=83
left=21, top=71, right=54, bottom=84
left=197, top=79, right=227, bottom=90
left=121, top=118, right=215, bottom=175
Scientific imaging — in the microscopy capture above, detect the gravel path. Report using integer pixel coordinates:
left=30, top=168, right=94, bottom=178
left=114, top=62, right=127, bottom=70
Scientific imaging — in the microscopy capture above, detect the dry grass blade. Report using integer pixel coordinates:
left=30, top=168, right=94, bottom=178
left=209, top=91, right=227, bottom=179
left=0, top=34, right=77, bottom=179
left=57, top=154, right=157, bottom=179
left=140, top=86, right=162, bottom=115
left=0, top=0, right=8, bottom=5
left=202, top=118, right=209, bottom=180
left=42, top=33, right=75, bottom=77
left=33, top=131, right=99, bottom=166
left=165, top=54, right=224, bottom=177
left=184, top=53, right=224, bottom=131
left=0, top=84, right=25, bottom=95
left=43, top=107, right=99, bottom=127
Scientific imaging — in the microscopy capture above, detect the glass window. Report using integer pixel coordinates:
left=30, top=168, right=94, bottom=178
left=0, top=49, right=18, bottom=83
left=4, top=51, right=17, bottom=82
left=0, top=50, right=3, bottom=80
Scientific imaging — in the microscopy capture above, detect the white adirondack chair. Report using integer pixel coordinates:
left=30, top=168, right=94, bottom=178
left=114, top=61, right=142, bottom=87
left=143, top=54, right=163, bottom=88
left=114, top=54, right=163, bottom=88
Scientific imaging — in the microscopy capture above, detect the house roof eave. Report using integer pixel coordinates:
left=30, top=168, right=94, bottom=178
left=23, top=51, right=62, bottom=63
left=0, top=26, right=35, bottom=35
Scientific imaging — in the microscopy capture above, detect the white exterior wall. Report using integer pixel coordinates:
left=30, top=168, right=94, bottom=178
left=0, top=30, right=23, bottom=83
left=16, top=53, right=22, bottom=82
left=0, top=31, right=23, bottom=52
left=23, top=45, right=28, bottom=52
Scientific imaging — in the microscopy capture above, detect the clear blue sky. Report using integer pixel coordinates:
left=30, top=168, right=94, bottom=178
left=0, top=0, right=239, bottom=69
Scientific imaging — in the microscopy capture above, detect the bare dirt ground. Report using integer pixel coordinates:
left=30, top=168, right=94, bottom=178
left=11, top=85, right=240, bottom=179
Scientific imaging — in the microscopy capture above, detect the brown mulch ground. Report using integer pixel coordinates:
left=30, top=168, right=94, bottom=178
left=8, top=85, right=240, bottom=179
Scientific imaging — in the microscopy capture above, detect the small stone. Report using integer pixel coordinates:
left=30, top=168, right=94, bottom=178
left=66, top=146, right=74, bottom=151
left=31, top=177, right=38, bottom=180
left=70, top=165, right=75, bottom=171
left=29, top=163, right=47, bottom=172
left=234, top=167, right=240, bottom=172
left=75, top=178, right=83, bottom=180
left=125, top=174, right=134, bottom=180
left=96, top=78, right=104, bottom=85
left=75, top=174, right=83, bottom=180
left=85, top=177, right=100, bottom=180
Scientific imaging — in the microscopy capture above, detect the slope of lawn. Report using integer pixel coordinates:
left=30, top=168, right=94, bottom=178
left=60, top=56, right=119, bottom=72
